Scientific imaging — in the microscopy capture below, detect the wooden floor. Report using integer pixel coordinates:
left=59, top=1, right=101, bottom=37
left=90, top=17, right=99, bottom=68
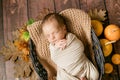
left=0, top=0, right=120, bottom=80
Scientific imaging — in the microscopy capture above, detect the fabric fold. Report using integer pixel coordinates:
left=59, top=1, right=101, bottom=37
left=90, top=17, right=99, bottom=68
left=50, top=33, right=99, bottom=80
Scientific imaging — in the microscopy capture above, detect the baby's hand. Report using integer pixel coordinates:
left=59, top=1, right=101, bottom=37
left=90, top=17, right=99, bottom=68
left=80, top=77, right=87, bottom=80
left=55, top=39, right=67, bottom=50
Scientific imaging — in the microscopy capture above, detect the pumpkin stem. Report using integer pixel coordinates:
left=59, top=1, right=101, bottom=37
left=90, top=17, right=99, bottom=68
left=105, top=40, right=116, bottom=45
left=112, top=28, right=119, bottom=32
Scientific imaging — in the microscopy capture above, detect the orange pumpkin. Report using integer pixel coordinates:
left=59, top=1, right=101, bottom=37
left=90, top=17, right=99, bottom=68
left=104, top=63, right=113, bottom=74
left=104, top=24, right=120, bottom=41
left=100, top=39, right=113, bottom=57
left=91, top=20, right=103, bottom=36
left=119, top=29, right=120, bottom=38
left=112, top=53, right=120, bottom=65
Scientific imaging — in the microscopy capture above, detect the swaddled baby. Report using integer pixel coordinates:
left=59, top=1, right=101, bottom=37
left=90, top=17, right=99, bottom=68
left=42, top=13, right=99, bottom=80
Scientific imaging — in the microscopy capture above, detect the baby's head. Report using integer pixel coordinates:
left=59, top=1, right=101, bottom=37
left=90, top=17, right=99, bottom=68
left=41, top=13, right=67, bottom=44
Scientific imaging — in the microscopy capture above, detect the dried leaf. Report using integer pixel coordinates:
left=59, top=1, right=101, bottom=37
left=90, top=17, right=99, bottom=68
left=12, top=29, right=20, bottom=39
left=30, top=71, right=40, bottom=80
left=0, top=41, right=18, bottom=61
left=88, top=8, right=107, bottom=21
left=14, top=57, right=33, bottom=78
left=24, top=64, right=32, bottom=77
left=11, top=53, right=18, bottom=62
left=4, top=53, right=12, bottom=61
left=14, top=62, right=25, bottom=78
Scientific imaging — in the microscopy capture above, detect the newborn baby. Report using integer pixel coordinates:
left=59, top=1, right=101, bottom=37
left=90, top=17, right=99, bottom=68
left=42, top=13, right=99, bottom=80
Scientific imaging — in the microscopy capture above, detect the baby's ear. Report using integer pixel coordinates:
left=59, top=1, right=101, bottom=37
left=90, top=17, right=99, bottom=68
left=63, top=25, right=67, bottom=34
left=63, top=25, right=66, bottom=30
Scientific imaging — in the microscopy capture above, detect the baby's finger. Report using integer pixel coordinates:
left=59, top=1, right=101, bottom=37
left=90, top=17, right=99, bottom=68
left=80, top=77, right=87, bottom=80
left=60, top=39, right=66, bottom=42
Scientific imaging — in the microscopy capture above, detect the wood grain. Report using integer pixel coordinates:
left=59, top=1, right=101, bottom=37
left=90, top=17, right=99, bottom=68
left=106, top=0, right=120, bottom=26
left=79, top=0, right=106, bottom=12
left=54, top=0, right=80, bottom=12
left=0, top=0, right=4, bottom=48
left=0, top=54, right=6, bottom=80
left=3, top=0, right=28, bottom=43
left=2, top=0, right=28, bottom=80
left=0, top=0, right=6, bottom=80
left=27, top=0, right=54, bottom=20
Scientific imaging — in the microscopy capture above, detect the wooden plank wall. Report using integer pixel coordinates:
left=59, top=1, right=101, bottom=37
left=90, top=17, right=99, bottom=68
left=0, top=0, right=120, bottom=80
left=0, top=0, right=6, bottom=80
left=0, top=0, right=3, bottom=48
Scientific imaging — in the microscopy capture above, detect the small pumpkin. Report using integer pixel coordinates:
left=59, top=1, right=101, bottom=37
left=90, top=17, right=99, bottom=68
left=100, top=39, right=113, bottom=57
left=104, top=63, right=113, bottom=74
left=91, top=20, right=103, bottom=36
left=112, top=53, right=120, bottom=65
left=104, top=24, right=120, bottom=41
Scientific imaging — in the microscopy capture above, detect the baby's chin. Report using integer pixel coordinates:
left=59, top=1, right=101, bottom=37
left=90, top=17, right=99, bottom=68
left=49, top=41, right=55, bottom=45
left=50, top=40, right=58, bottom=45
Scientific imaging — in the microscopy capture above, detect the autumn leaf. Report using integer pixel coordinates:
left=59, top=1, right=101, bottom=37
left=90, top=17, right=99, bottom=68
left=20, top=31, right=30, bottom=42
left=26, top=19, right=35, bottom=26
left=88, top=8, right=107, bottom=21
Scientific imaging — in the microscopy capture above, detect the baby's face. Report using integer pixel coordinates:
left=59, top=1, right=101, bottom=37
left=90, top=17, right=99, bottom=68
left=42, top=20, right=66, bottom=44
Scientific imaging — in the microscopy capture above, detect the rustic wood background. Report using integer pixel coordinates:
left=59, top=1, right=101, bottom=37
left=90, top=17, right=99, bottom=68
left=0, top=0, right=120, bottom=80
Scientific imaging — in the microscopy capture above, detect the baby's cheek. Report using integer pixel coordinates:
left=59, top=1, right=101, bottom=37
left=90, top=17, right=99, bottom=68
left=48, top=38, right=52, bottom=43
left=60, top=34, right=65, bottom=39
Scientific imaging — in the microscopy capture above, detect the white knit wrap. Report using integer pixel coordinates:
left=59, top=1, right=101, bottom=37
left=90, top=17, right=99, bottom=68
left=50, top=33, right=99, bottom=80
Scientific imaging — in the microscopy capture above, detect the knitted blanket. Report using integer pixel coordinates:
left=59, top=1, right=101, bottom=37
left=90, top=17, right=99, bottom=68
left=50, top=33, right=99, bottom=80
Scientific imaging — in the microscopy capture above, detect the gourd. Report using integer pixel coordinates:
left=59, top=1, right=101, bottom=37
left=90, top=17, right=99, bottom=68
left=91, top=20, right=103, bottom=36
left=104, top=63, right=113, bottom=74
left=112, top=53, right=120, bottom=65
left=104, top=24, right=120, bottom=41
left=100, top=39, right=112, bottom=57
